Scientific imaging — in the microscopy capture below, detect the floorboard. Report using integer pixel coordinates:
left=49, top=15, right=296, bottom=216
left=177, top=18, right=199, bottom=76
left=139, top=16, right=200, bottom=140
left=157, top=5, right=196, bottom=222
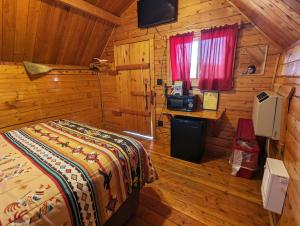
left=126, top=139, right=269, bottom=226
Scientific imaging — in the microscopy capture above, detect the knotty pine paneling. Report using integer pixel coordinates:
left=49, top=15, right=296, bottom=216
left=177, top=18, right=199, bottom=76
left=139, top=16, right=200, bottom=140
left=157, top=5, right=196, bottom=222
left=99, top=73, right=121, bottom=131
left=100, top=0, right=282, bottom=153
left=0, top=0, right=114, bottom=66
left=229, top=0, right=300, bottom=48
left=83, top=0, right=134, bottom=16
left=274, top=41, right=300, bottom=226
left=0, top=63, right=102, bottom=132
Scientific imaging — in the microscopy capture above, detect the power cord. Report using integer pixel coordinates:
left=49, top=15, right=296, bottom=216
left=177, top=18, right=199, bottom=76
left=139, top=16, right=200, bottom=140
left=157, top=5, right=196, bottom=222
left=154, top=27, right=169, bottom=129
left=157, top=83, right=169, bottom=127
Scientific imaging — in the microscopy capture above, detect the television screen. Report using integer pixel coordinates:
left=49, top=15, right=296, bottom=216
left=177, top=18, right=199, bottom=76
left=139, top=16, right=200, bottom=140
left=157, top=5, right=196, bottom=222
left=138, top=0, right=178, bottom=28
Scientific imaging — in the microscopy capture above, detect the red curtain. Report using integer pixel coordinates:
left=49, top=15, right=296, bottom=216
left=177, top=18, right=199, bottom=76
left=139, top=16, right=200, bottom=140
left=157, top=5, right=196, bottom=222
left=170, top=32, right=194, bottom=91
left=198, top=24, right=238, bottom=91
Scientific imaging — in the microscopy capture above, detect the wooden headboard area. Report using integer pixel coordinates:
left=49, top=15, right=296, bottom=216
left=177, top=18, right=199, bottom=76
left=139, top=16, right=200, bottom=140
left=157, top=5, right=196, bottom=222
left=0, top=63, right=102, bottom=132
left=274, top=41, right=300, bottom=225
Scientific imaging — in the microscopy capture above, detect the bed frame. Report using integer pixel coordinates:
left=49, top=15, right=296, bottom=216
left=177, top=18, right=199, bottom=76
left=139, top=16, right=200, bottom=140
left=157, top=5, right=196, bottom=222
left=104, top=188, right=140, bottom=226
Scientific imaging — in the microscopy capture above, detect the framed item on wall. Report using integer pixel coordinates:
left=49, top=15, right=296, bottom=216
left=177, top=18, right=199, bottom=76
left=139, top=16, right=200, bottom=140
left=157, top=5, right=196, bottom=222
left=202, top=91, right=219, bottom=111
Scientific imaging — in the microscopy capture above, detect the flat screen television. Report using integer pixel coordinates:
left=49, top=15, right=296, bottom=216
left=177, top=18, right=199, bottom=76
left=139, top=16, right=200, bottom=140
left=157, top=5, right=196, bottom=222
left=137, top=0, right=178, bottom=28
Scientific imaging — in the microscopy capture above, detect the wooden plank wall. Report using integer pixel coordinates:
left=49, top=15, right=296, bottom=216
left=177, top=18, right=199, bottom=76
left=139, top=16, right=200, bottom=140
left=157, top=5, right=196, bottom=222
left=101, top=0, right=282, bottom=152
left=230, top=0, right=300, bottom=48
left=274, top=41, right=300, bottom=226
left=81, top=0, right=135, bottom=16
left=0, top=63, right=102, bottom=132
left=0, top=0, right=114, bottom=66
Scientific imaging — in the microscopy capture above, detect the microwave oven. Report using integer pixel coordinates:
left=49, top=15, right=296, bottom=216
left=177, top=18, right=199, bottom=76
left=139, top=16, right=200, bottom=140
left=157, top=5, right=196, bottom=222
left=167, top=95, right=197, bottom=112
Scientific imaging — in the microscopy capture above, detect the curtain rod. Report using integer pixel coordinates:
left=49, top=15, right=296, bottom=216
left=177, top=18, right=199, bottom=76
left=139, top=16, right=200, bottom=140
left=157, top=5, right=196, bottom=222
left=167, top=22, right=253, bottom=39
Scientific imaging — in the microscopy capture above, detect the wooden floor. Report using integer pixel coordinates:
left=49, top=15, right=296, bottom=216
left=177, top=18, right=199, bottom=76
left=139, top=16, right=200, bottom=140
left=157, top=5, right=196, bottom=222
left=126, top=139, right=270, bottom=226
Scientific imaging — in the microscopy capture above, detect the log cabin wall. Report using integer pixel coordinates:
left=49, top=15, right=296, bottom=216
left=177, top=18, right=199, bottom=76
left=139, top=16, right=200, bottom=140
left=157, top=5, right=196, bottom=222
left=101, top=0, right=282, bottom=152
left=274, top=42, right=300, bottom=226
left=0, top=63, right=102, bottom=132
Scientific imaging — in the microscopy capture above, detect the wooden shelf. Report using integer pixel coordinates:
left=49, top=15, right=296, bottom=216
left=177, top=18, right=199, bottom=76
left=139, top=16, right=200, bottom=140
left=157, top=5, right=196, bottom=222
left=162, top=108, right=225, bottom=120
left=113, top=108, right=151, bottom=117
left=116, top=63, right=150, bottom=71
left=98, top=69, right=118, bottom=75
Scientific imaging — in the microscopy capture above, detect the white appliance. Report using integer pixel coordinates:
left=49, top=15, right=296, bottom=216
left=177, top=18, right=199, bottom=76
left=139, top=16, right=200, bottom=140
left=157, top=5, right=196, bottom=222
left=252, top=91, right=283, bottom=140
left=261, top=158, right=289, bottom=214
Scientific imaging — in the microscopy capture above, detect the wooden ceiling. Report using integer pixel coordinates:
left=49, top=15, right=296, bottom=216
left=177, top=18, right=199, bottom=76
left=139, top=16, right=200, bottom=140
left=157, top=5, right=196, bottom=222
left=0, top=0, right=300, bottom=66
left=83, top=0, right=134, bottom=16
left=0, top=0, right=121, bottom=66
left=230, top=0, right=300, bottom=48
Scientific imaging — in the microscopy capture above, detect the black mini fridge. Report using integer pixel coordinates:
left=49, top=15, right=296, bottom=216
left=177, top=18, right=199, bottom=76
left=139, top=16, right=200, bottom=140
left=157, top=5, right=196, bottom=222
left=171, top=116, right=207, bottom=163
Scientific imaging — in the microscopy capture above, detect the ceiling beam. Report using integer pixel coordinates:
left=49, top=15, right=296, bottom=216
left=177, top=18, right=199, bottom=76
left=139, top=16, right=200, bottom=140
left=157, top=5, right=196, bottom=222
left=57, top=0, right=123, bottom=25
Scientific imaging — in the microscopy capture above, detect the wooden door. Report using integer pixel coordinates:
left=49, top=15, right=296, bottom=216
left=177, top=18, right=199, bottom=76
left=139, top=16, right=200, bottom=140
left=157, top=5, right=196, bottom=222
left=115, top=40, right=154, bottom=137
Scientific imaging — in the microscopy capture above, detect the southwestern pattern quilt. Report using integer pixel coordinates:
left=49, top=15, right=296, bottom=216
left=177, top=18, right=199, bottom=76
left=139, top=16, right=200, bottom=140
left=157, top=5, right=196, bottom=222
left=0, top=120, right=157, bottom=226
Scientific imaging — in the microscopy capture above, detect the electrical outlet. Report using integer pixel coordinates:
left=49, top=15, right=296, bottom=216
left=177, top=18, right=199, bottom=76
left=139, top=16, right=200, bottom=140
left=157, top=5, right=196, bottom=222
left=158, top=120, right=164, bottom=127
left=157, top=79, right=163, bottom=85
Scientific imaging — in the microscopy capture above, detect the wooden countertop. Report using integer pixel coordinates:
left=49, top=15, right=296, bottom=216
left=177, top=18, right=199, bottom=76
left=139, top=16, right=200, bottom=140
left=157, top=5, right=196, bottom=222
left=162, top=108, right=225, bottom=120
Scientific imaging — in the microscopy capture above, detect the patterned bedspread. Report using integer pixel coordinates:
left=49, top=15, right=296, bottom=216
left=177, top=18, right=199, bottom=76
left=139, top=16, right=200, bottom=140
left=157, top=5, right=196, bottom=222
left=0, top=120, right=157, bottom=226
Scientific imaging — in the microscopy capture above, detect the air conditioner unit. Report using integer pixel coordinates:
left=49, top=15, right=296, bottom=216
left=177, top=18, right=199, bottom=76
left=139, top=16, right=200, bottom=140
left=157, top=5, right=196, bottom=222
left=261, top=158, right=289, bottom=214
left=252, top=91, right=283, bottom=140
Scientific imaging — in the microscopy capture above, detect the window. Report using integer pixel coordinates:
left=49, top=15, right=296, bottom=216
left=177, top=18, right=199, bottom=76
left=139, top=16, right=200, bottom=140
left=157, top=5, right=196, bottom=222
left=168, top=38, right=200, bottom=80
left=169, top=32, right=194, bottom=90
left=189, top=40, right=200, bottom=79
left=198, top=24, right=239, bottom=91
left=169, top=24, right=238, bottom=91
left=189, top=37, right=227, bottom=79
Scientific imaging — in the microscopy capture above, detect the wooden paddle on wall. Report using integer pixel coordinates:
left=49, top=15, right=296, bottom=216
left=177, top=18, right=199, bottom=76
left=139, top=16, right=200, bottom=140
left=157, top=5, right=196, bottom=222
left=23, top=61, right=87, bottom=76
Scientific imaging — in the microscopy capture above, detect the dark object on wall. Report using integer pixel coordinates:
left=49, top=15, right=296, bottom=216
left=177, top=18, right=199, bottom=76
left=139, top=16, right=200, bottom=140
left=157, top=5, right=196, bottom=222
left=137, top=0, right=178, bottom=28
left=164, top=83, right=168, bottom=97
left=158, top=120, right=164, bottom=127
left=171, top=116, right=207, bottom=163
left=167, top=95, right=197, bottom=112
left=247, top=65, right=257, bottom=74
left=157, top=79, right=163, bottom=85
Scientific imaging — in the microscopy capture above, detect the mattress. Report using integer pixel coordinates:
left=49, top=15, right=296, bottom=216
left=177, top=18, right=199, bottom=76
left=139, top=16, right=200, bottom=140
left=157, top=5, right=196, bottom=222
left=0, top=120, right=157, bottom=226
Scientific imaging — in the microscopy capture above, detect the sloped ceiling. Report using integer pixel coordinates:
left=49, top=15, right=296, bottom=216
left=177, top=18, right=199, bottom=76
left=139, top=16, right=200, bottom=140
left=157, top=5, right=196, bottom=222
left=0, top=0, right=132, bottom=66
left=230, top=0, right=300, bottom=48
left=83, top=0, right=134, bottom=16
left=0, top=0, right=299, bottom=66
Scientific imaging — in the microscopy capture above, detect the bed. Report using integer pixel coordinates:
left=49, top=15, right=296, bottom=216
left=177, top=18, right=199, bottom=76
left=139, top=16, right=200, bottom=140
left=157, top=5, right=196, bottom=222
left=0, top=119, right=157, bottom=226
